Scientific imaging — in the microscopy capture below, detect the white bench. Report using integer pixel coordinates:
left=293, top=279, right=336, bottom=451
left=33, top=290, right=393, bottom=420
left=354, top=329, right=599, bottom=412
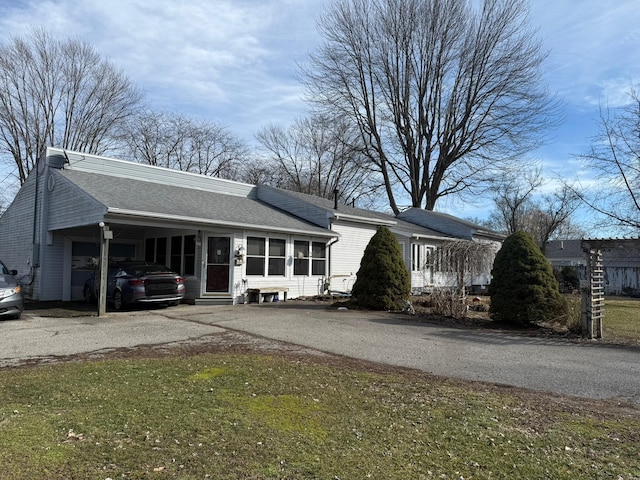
left=247, top=287, right=288, bottom=304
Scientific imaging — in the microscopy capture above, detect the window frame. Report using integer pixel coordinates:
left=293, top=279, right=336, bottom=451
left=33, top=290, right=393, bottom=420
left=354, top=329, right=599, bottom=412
left=268, top=238, right=286, bottom=276
left=246, top=236, right=266, bottom=276
left=245, top=236, right=288, bottom=277
left=411, top=243, right=422, bottom=272
left=146, top=235, right=196, bottom=275
left=311, top=241, right=326, bottom=276
left=293, top=240, right=327, bottom=276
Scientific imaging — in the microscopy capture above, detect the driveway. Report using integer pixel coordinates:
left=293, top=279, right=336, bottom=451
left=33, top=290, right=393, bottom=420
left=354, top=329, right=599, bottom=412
left=2, top=302, right=639, bottom=406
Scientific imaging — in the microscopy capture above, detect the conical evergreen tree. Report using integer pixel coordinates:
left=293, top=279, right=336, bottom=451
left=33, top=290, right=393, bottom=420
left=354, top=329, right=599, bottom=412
left=351, top=226, right=411, bottom=310
left=489, top=231, right=567, bottom=326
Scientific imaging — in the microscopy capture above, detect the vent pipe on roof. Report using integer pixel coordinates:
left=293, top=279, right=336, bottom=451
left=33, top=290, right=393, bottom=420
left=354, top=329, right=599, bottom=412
left=334, top=188, right=339, bottom=210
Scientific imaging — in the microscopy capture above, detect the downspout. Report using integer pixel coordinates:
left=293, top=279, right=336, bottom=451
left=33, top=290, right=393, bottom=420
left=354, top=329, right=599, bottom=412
left=25, top=157, right=43, bottom=299
left=326, top=217, right=340, bottom=293
left=327, top=188, right=340, bottom=284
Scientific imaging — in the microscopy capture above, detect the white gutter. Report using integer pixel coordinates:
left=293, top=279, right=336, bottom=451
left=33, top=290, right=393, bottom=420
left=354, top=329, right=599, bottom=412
left=411, top=233, right=454, bottom=241
left=331, top=212, right=396, bottom=227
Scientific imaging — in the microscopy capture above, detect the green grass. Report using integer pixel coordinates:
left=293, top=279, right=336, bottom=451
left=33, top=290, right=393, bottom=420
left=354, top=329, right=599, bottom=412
left=605, top=297, right=640, bottom=342
left=0, top=354, right=638, bottom=479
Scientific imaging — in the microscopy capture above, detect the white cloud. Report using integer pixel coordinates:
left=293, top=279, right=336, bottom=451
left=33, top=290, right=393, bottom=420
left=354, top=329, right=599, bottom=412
left=532, top=0, right=640, bottom=108
left=0, top=0, right=325, bottom=138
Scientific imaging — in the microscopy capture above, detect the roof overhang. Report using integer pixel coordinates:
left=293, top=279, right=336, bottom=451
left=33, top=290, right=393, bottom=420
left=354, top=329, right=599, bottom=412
left=106, top=207, right=338, bottom=238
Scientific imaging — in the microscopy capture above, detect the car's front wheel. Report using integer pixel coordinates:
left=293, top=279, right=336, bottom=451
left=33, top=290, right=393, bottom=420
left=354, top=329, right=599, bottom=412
left=112, top=290, right=124, bottom=311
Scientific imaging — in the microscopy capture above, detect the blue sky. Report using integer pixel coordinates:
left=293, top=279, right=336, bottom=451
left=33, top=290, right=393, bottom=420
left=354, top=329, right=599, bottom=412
left=0, top=0, right=638, bottom=232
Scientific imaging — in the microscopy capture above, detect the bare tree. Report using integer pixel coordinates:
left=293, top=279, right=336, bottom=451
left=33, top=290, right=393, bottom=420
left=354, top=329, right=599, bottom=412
left=526, top=185, right=583, bottom=251
left=303, top=0, right=560, bottom=214
left=489, top=170, right=582, bottom=251
left=0, top=28, right=142, bottom=184
left=118, top=110, right=249, bottom=180
left=489, top=168, right=544, bottom=234
left=429, top=239, right=497, bottom=318
left=255, top=114, right=382, bottom=206
left=576, top=86, right=640, bottom=233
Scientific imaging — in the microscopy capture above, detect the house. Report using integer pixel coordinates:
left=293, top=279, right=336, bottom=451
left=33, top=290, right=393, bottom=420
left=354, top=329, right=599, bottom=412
left=546, top=238, right=640, bottom=296
left=0, top=147, right=503, bottom=305
left=397, top=208, right=505, bottom=293
left=258, top=187, right=504, bottom=294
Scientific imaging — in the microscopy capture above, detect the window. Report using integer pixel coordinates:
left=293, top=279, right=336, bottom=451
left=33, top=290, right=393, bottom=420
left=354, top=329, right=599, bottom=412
left=411, top=244, right=422, bottom=272
left=311, top=242, right=326, bottom=275
left=246, top=237, right=286, bottom=276
left=156, top=237, right=167, bottom=266
left=293, top=240, right=326, bottom=276
left=183, top=235, right=196, bottom=275
left=147, top=236, right=196, bottom=275
left=246, top=237, right=266, bottom=276
left=145, top=238, right=155, bottom=263
left=424, top=246, right=435, bottom=282
left=293, top=240, right=309, bottom=276
left=268, top=238, right=286, bottom=276
left=145, top=237, right=167, bottom=265
left=171, top=236, right=183, bottom=273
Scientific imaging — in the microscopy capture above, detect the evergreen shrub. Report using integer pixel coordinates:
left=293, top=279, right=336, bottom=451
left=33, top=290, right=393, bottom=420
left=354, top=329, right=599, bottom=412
left=489, top=231, right=568, bottom=326
left=351, top=226, right=411, bottom=310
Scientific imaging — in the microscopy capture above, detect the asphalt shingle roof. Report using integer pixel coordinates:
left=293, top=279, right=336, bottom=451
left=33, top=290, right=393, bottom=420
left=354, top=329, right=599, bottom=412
left=257, top=186, right=457, bottom=239
left=56, top=169, right=335, bottom=236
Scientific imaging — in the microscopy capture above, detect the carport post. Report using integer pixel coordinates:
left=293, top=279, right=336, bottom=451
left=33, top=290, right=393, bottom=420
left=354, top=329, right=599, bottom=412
left=97, top=222, right=111, bottom=317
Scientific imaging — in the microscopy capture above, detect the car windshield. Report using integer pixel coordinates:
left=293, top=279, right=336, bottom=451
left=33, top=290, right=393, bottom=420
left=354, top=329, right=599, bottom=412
left=0, top=263, right=9, bottom=275
left=125, top=264, right=174, bottom=276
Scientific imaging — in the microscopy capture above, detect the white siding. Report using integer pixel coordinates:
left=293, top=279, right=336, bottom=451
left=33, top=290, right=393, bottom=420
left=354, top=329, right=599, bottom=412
left=330, top=221, right=377, bottom=280
left=218, top=230, right=333, bottom=302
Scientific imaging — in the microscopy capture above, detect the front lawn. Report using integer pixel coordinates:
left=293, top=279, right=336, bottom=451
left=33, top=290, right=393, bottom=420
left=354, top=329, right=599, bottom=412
left=0, top=352, right=638, bottom=479
left=604, top=297, right=640, bottom=344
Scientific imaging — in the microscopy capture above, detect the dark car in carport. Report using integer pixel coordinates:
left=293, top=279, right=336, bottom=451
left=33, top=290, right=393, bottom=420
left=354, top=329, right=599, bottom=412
left=84, top=262, right=185, bottom=311
left=0, top=260, right=24, bottom=319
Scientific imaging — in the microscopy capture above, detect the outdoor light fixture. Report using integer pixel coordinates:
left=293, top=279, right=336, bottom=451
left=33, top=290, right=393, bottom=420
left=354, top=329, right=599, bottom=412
left=234, top=245, right=245, bottom=265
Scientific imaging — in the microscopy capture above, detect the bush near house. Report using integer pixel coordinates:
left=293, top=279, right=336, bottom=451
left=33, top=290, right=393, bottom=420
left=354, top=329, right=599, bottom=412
left=489, top=231, right=568, bottom=326
left=555, top=265, right=580, bottom=292
left=351, top=226, right=411, bottom=310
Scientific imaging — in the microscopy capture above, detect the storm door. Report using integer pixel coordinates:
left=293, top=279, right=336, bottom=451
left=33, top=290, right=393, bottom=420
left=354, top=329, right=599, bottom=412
left=206, top=236, right=231, bottom=292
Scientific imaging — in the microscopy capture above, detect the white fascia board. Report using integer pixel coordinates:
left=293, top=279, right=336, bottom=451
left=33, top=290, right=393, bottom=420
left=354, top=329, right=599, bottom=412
left=331, top=212, right=396, bottom=227
left=106, top=207, right=338, bottom=238
left=474, top=231, right=506, bottom=242
left=411, top=233, right=451, bottom=241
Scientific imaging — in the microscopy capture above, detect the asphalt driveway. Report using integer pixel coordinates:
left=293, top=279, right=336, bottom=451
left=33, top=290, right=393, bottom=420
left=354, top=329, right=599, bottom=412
left=1, top=302, right=639, bottom=406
